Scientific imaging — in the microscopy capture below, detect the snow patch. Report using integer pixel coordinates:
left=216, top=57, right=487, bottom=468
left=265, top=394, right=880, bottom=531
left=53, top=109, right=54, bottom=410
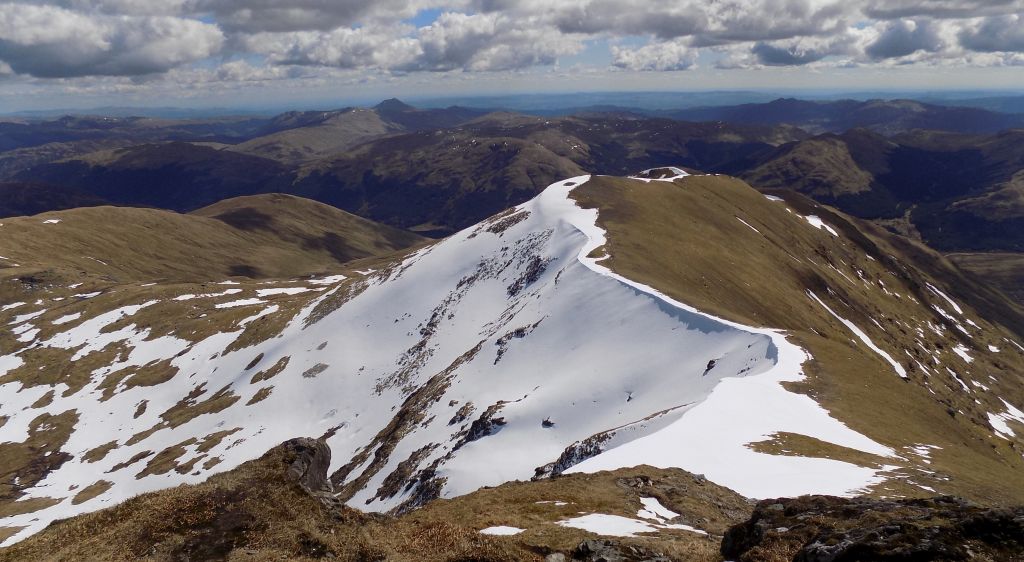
left=308, top=274, right=346, bottom=286
left=52, top=312, right=82, bottom=326
left=736, top=217, right=761, bottom=234
left=256, top=287, right=315, bottom=297
left=557, top=514, right=658, bottom=537
left=926, top=283, right=963, bottom=315
left=479, top=526, right=524, bottom=535
left=804, top=215, right=839, bottom=237
left=989, top=400, right=1024, bottom=439
left=637, top=497, right=679, bottom=521
left=808, top=291, right=907, bottom=379
left=215, top=298, right=265, bottom=309
left=951, top=345, right=973, bottom=364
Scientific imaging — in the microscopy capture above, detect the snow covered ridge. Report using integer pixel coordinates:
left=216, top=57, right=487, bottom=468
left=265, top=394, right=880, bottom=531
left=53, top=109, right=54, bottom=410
left=0, top=175, right=900, bottom=545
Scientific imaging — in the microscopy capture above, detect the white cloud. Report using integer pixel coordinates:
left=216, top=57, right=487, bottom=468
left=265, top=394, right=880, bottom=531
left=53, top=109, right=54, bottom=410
left=413, top=12, right=580, bottom=71
left=0, top=2, right=223, bottom=77
left=243, top=12, right=581, bottom=72
left=611, top=40, right=697, bottom=71
left=241, top=26, right=422, bottom=69
left=185, top=0, right=450, bottom=32
left=864, top=18, right=945, bottom=60
left=862, top=0, right=1024, bottom=20
left=959, top=15, right=1024, bottom=53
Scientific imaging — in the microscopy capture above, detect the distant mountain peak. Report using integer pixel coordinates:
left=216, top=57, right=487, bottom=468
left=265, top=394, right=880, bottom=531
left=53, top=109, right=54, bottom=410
left=374, top=98, right=415, bottom=113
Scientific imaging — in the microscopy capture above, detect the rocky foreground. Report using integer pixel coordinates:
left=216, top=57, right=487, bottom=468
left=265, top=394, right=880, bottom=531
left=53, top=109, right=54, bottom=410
left=1, top=437, right=1021, bottom=562
left=724, top=495, right=1024, bottom=562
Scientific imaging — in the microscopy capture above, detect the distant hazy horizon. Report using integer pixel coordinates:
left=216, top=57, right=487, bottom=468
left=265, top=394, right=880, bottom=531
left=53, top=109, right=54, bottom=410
left=2, top=1, right=1024, bottom=113
left=5, top=88, right=1024, bottom=118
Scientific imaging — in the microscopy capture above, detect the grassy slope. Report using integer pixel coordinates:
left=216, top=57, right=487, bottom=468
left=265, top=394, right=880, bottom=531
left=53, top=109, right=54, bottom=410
left=948, top=252, right=1024, bottom=305
left=0, top=193, right=426, bottom=284
left=227, top=109, right=400, bottom=163
left=572, top=175, right=1024, bottom=505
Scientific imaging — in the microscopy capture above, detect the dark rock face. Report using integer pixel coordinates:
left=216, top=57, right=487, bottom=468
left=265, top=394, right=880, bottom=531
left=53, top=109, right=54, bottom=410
left=533, top=432, right=613, bottom=480
left=572, top=539, right=672, bottom=562
left=282, top=437, right=334, bottom=497
left=722, top=495, right=1024, bottom=562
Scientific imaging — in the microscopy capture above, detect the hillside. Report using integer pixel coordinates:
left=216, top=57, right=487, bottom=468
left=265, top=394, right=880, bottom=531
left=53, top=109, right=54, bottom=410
left=0, top=115, right=271, bottom=153
left=225, top=108, right=403, bottom=163
left=289, top=115, right=803, bottom=235
left=737, top=128, right=1024, bottom=304
left=1, top=172, right=1022, bottom=550
left=225, top=101, right=486, bottom=164
left=0, top=193, right=425, bottom=284
left=741, top=129, right=1024, bottom=249
left=666, top=98, right=1024, bottom=135
left=0, top=182, right=110, bottom=217
left=16, top=142, right=294, bottom=212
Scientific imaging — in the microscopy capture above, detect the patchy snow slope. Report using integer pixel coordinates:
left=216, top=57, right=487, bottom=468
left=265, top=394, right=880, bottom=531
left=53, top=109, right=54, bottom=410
left=0, top=175, right=891, bottom=545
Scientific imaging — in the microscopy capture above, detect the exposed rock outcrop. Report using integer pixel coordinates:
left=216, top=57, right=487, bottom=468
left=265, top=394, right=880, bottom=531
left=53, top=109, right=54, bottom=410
left=282, top=438, right=333, bottom=494
left=572, top=539, right=672, bottom=562
left=722, top=495, right=1024, bottom=562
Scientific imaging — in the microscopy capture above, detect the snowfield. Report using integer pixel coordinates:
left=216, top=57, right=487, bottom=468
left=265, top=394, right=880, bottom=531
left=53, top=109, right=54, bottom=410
left=0, top=175, right=894, bottom=545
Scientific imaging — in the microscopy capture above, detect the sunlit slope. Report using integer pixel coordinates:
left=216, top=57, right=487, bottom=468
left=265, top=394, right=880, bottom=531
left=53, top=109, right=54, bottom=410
left=0, top=193, right=425, bottom=284
left=570, top=174, right=1024, bottom=503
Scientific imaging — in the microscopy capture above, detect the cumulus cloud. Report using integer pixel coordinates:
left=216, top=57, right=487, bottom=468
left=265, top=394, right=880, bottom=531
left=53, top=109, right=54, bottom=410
left=241, top=26, right=421, bottom=69
left=959, top=15, right=1024, bottom=53
left=611, top=40, right=697, bottom=71
left=213, top=59, right=308, bottom=82
left=0, top=2, right=223, bottom=77
left=862, top=0, right=1024, bottom=20
left=244, top=12, right=580, bottom=72
left=864, top=18, right=945, bottom=60
left=413, top=12, right=580, bottom=71
left=185, top=0, right=446, bottom=32
left=752, top=42, right=830, bottom=66
left=476, top=0, right=852, bottom=43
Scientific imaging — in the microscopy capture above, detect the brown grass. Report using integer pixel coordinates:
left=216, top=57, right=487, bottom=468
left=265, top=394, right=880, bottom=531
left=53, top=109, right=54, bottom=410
left=247, top=386, right=273, bottom=405
left=0, top=498, right=60, bottom=518
left=72, top=481, right=113, bottom=505
left=250, top=356, right=290, bottom=384
left=0, top=194, right=426, bottom=284
left=83, top=441, right=118, bottom=464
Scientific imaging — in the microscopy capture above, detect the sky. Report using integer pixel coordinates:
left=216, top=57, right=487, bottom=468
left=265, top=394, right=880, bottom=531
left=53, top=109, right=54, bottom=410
left=0, top=1, right=1023, bottom=111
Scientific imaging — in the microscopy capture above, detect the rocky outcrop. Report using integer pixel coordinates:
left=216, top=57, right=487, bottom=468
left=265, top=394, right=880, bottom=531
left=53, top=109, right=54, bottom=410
left=570, top=539, right=672, bottom=562
left=722, top=495, right=1024, bottom=562
left=281, top=438, right=338, bottom=507
left=534, top=432, right=613, bottom=479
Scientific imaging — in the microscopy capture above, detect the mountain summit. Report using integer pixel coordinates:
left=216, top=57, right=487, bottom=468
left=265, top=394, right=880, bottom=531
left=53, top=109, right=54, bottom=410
left=373, top=98, right=417, bottom=114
